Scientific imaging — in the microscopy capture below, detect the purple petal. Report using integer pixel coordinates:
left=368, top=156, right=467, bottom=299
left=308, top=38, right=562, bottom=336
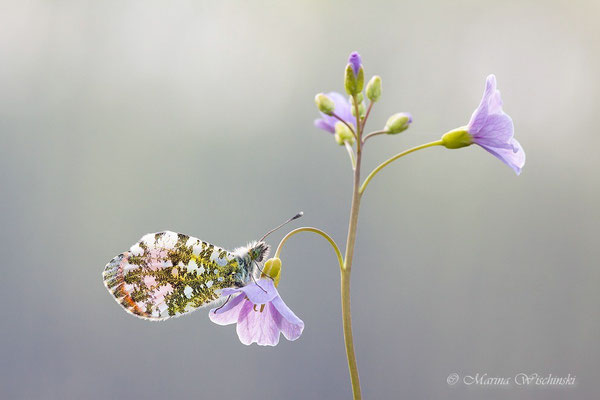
left=348, top=52, right=362, bottom=76
left=271, top=295, right=304, bottom=341
left=236, top=300, right=281, bottom=346
left=467, top=74, right=497, bottom=134
left=488, top=88, right=503, bottom=115
left=314, top=92, right=354, bottom=133
left=328, top=92, right=353, bottom=122
left=208, top=293, right=246, bottom=325
left=465, top=75, right=525, bottom=174
left=477, top=138, right=526, bottom=175
left=235, top=278, right=278, bottom=304
left=314, top=118, right=335, bottom=133
left=471, top=113, right=514, bottom=148
left=220, top=287, right=242, bottom=297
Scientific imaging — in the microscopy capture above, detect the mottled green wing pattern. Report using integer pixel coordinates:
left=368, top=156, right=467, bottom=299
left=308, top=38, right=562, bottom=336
left=103, top=231, right=243, bottom=320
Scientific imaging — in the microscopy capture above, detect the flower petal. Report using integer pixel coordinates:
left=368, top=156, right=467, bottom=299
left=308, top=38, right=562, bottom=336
left=471, top=113, right=514, bottom=148
left=236, top=278, right=278, bottom=304
left=208, top=293, right=246, bottom=325
left=220, top=287, right=242, bottom=297
left=314, top=92, right=353, bottom=134
left=236, top=300, right=281, bottom=346
left=314, top=118, right=335, bottom=133
left=271, top=295, right=304, bottom=341
left=477, top=138, right=526, bottom=175
left=467, top=74, right=497, bottom=134
left=328, top=92, right=353, bottom=123
left=488, top=88, right=504, bottom=115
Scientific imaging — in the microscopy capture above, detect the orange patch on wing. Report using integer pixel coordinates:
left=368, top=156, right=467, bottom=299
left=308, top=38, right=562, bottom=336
left=117, top=253, right=146, bottom=316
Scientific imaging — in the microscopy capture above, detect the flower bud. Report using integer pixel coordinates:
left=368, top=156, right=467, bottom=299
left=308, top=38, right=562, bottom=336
left=441, top=127, right=473, bottom=149
left=314, top=93, right=335, bottom=115
left=349, top=52, right=362, bottom=75
left=366, top=76, right=382, bottom=102
left=344, top=52, right=364, bottom=95
left=334, top=121, right=355, bottom=145
left=349, top=93, right=364, bottom=106
left=351, top=102, right=366, bottom=118
left=262, top=258, right=282, bottom=287
left=385, top=113, right=412, bottom=134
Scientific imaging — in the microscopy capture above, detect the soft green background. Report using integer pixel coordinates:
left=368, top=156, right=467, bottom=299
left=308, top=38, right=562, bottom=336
left=1, top=1, right=599, bottom=399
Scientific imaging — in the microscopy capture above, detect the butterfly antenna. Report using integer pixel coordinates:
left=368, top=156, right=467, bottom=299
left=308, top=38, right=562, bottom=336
left=259, top=211, right=303, bottom=242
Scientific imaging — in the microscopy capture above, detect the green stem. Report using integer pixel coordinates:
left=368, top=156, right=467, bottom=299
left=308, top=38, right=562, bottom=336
left=344, top=141, right=357, bottom=170
left=274, top=227, right=343, bottom=270
left=361, top=101, right=373, bottom=133
left=342, top=154, right=362, bottom=399
left=362, top=130, right=388, bottom=144
left=342, top=95, right=363, bottom=399
left=359, top=140, right=443, bottom=194
left=273, top=216, right=362, bottom=400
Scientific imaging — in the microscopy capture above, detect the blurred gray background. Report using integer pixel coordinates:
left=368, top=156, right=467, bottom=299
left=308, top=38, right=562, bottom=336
left=1, top=1, right=599, bottom=399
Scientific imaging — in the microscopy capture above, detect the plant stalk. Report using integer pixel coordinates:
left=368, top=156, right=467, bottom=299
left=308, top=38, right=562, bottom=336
left=360, top=140, right=443, bottom=194
left=342, top=94, right=364, bottom=399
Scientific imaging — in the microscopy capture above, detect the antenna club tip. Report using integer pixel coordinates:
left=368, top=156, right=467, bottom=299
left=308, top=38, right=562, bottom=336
left=259, top=212, right=305, bottom=241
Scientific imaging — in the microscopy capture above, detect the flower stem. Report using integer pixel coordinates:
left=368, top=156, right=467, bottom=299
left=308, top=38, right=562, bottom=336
left=345, top=141, right=357, bottom=170
left=274, top=227, right=343, bottom=270
left=361, top=101, right=374, bottom=132
left=340, top=94, right=364, bottom=399
left=362, top=130, right=389, bottom=144
left=342, top=144, right=362, bottom=399
left=359, top=140, right=443, bottom=194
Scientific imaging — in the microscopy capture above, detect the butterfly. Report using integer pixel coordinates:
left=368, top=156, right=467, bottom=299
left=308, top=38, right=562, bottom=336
left=102, top=213, right=302, bottom=321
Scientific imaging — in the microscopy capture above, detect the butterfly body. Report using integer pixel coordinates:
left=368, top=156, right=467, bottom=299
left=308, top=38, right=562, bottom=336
left=103, top=231, right=269, bottom=320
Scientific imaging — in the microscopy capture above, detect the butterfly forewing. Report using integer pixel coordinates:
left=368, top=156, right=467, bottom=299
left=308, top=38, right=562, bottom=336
left=103, top=231, right=243, bottom=320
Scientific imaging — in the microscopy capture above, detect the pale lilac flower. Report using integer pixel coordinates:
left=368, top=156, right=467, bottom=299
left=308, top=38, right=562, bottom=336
left=348, top=52, right=362, bottom=76
left=314, top=92, right=353, bottom=133
left=468, top=74, right=526, bottom=175
left=209, top=278, right=304, bottom=346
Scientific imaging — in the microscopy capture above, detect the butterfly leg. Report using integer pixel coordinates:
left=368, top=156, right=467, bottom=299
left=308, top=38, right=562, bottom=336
left=213, top=295, right=232, bottom=313
left=251, top=273, right=268, bottom=293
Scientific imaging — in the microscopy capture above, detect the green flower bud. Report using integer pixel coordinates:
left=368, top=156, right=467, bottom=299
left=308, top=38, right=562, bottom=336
left=334, top=121, right=355, bottom=145
left=441, top=127, right=473, bottom=149
left=314, top=93, right=335, bottom=115
left=385, top=113, right=412, bottom=134
left=366, top=75, right=382, bottom=102
left=344, top=64, right=365, bottom=96
left=262, top=257, right=282, bottom=287
left=351, top=102, right=366, bottom=118
left=349, top=93, right=364, bottom=106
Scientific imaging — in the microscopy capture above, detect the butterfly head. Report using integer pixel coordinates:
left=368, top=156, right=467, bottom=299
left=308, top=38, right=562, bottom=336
left=248, top=241, right=270, bottom=263
left=233, top=241, right=270, bottom=284
left=234, top=212, right=303, bottom=284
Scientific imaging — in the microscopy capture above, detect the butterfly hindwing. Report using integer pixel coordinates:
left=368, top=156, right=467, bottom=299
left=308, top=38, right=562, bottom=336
left=103, top=231, right=243, bottom=320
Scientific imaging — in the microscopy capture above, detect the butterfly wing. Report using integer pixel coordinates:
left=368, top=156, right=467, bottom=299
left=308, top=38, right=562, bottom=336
left=103, top=231, right=243, bottom=320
